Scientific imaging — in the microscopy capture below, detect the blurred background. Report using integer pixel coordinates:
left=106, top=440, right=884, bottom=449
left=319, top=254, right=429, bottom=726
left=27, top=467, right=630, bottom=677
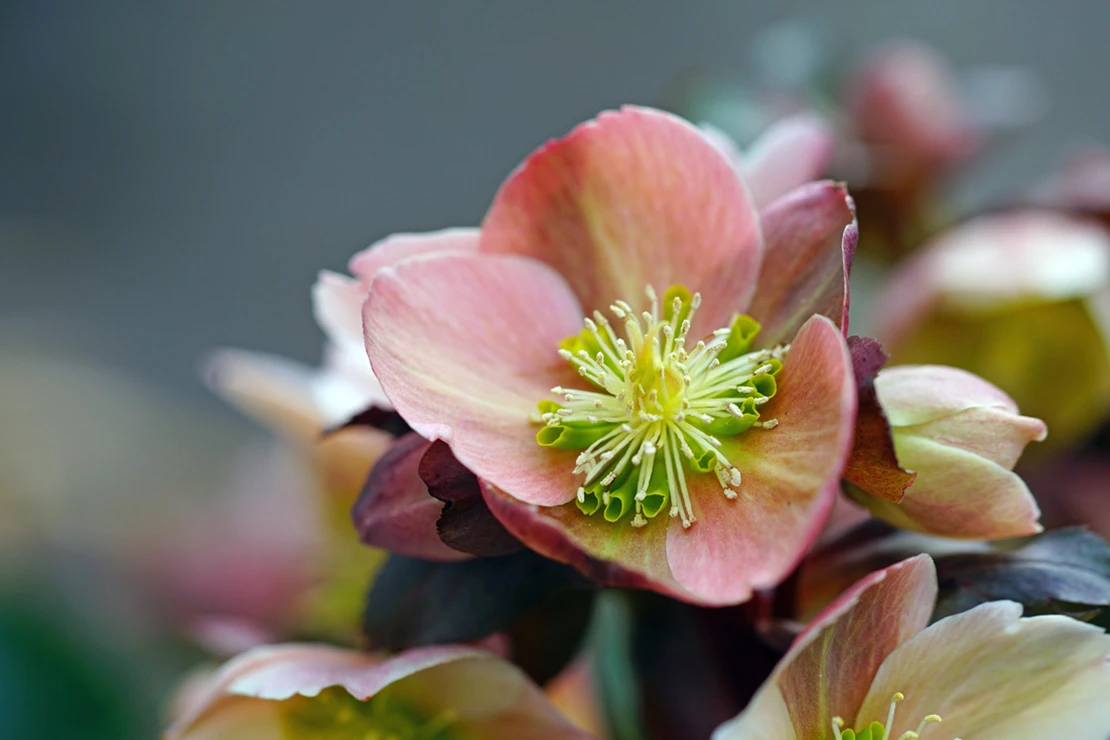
left=3, top=2, right=1110, bottom=738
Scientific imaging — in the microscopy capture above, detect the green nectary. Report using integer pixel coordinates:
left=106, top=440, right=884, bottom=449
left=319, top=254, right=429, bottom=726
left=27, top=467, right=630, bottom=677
left=280, top=685, right=458, bottom=740
left=534, top=284, right=786, bottom=529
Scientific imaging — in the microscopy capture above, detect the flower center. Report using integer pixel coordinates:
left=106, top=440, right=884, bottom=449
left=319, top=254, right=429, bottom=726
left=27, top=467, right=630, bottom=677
left=832, top=692, right=956, bottom=740
left=280, top=685, right=458, bottom=739
left=534, top=284, right=786, bottom=529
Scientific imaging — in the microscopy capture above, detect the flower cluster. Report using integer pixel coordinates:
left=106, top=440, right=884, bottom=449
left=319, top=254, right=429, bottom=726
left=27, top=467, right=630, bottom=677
left=170, top=39, right=1110, bottom=740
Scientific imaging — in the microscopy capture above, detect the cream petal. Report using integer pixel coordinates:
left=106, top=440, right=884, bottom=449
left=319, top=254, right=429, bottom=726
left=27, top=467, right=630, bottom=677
left=712, top=684, right=799, bottom=740
left=857, top=602, right=1110, bottom=740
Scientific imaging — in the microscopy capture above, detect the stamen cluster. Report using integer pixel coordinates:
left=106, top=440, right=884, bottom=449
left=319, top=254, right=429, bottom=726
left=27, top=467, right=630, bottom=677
left=832, top=692, right=957, bottom=740
left=536, top=285, right=786, bottom=528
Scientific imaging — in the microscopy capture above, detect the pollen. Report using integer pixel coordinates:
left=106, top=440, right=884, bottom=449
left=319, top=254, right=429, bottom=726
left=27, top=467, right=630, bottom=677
left=534, top=284, right=787, bottom=529
left=832, top=692, right=958, bottom=740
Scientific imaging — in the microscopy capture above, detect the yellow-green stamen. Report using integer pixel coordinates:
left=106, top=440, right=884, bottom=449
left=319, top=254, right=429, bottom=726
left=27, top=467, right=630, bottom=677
left=831, top=692, right=956, bottom=740
left=535, top=284, right=786, bottom=529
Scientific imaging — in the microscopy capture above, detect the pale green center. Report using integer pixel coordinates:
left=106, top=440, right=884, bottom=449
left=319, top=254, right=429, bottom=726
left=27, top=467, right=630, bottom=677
left=832, top=692, right=955, bottom=740
left=279, top=685, right=458, bottom=740
left=535, top=284, right=786, bottom=528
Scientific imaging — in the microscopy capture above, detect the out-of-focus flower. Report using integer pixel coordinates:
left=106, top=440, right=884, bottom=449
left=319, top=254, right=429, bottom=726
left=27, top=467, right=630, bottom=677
left=844, top=40, right=983, bottom=261
left=714, top=554, right=1110, bottom=739
left=165, top=643, right=593, bottom=739
left=877, top=210, right=1110, bottom=447
left=362, top=106, right=858, bottom=605
left=848, top=365, right=1045, bottom=539
left=1033, top=146, right=1110, bottom=224
left=201, top=239, right=481, bottom=637
left=849, top=40, right=982, bottom=189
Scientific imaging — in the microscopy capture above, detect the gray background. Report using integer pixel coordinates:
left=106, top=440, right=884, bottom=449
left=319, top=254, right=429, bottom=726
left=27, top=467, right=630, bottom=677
left=3, top=1, right=1109, bottom=414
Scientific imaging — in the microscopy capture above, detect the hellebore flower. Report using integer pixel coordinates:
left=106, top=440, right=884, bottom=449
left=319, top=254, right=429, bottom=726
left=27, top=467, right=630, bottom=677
left=848, top=365, right=1045, bottom=539
left=877, top=210, right=1110, bottom=447
left=165, top=643, right=592, bottom=739
left=714, top=554, right=1110, bottom=740
left=362, top=106, right=858, bottom=605
left=849, top=40, right=981, bottom=190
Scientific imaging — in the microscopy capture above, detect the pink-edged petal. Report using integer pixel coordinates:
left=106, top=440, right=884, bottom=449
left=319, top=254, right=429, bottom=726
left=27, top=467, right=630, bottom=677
left=348, top=227, right=480, bottom=282
left=717, top=555, right=936, bottom=739
left=480, top=106, right=763, bottom=335
left=748, top=181, right=858, bottom=346
left=482, top=482, right=692, bottom=602
left=743, top=112, right=836, bottom=210
left=857, top=602, right=1110, bottom=740
left=666, top=315, right=857, bottom=604
left=352, top=433, right=470, bottom=562
left=876, top=364, right=1031, bottom=427
left=167, top=643, right=417, bottom=737
left=169, top=643, right=590, bottom=740
left=364, top=253, right=584, bottom=507
left=860, top=431, right=1043, bottom=539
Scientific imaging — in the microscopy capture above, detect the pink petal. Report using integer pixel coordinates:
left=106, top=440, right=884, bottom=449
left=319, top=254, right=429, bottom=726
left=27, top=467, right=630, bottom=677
left=352, top=433, right=471, bottom=561
left=482, top=483, right=692, bottom=601
left=857, top=603, right=1110, bottom=739
left=743, top=112, right=836, bottom=210
left=666, top=315, right=857, bottom=604
left=348, top=227, right=480, bottom=282
left=748, top=181, right=857, bottom=346
left=480, top=106, right=763, bottom=336
left=779, top=555, right=936, bottom=738
left=363, top=253, right=585, bottom=507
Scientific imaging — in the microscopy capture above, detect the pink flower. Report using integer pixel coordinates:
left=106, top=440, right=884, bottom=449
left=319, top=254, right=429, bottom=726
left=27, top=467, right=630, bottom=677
left=361, top=106, right=858, bottom=605
left=714, top=555, right=1110, bottom=739
left=849, top=40, right=982, bottom=189
left=848, top=365, right=1046, bottom=539
left=165, top=643, right=592, bottom=739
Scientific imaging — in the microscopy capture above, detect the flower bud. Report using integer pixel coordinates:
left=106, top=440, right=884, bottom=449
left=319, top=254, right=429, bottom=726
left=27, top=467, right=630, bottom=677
left=854, top=364, right=1046, bottom=539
